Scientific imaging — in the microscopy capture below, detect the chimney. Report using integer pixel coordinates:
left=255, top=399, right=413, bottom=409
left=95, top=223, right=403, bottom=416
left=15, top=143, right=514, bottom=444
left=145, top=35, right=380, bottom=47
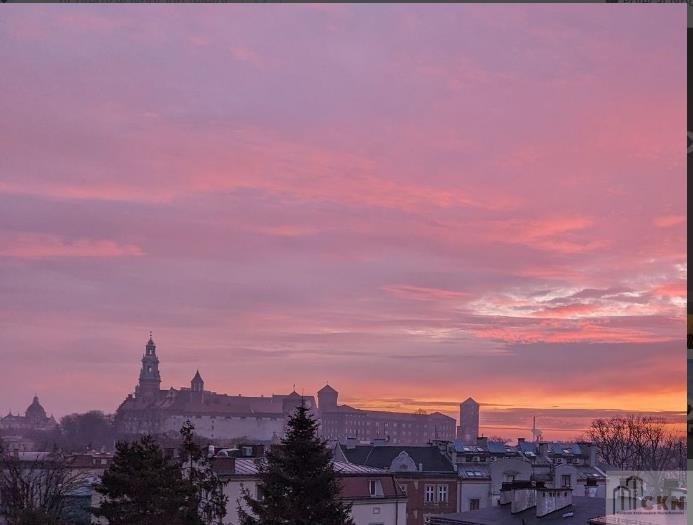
left=536, top=487, right=572, bottom=517
left=418, top=462, right=424, bottom=472
left=211, top=455, right=235, bottom=476
left=499, top=482, right=513, bottom=505
left=517, top=438, right=525, bottom=445
left=538, top=441, right=549, bottom=457
left=373, top=437, right=387, bottom=447
left=207, top=445, right=215, bottom=458
left=582, top=442, right=597, bottom=466
left=509, top=481, right=538, bottom=514
left=345, top=436, right=357, bottom=450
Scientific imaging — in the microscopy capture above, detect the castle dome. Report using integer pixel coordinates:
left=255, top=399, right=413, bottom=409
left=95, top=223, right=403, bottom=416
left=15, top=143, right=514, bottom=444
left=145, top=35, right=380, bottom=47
left=25, top=396, right=47, bottom=421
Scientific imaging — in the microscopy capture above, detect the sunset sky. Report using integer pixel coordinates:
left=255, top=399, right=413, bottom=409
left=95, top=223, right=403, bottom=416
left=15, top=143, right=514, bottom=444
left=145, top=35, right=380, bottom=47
left=0, top=5, right=686, bottom=440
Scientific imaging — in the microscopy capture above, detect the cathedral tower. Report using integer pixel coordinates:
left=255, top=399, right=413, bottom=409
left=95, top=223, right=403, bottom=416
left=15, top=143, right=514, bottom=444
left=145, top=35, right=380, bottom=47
left=136, top=333, right=161, bottom=398
left=190, top=370, right=205, bottom=403
left=317, top=383, right=338, bottom=412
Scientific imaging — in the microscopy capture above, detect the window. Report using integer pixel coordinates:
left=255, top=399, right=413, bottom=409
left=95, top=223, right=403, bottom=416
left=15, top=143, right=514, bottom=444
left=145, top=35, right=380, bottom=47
left=369, top=480, right=384, bottom=497
left=424, top=484, right=435, bottom=503
left=437, top=484, right=449, bottom=503
left=470, top=498, right=480, bottom=511
left=561, top=475, right=571, bottom=488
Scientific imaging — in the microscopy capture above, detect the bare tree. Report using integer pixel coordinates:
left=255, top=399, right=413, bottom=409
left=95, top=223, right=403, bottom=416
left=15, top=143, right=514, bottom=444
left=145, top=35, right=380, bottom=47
left=0, top=442, right=91, bottom=525
left=588, top=415, right=685, bottom=471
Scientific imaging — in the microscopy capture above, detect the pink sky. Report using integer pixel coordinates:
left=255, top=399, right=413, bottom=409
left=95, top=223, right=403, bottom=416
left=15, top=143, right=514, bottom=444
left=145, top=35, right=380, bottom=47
left=0, top=5, right=686, bottom=440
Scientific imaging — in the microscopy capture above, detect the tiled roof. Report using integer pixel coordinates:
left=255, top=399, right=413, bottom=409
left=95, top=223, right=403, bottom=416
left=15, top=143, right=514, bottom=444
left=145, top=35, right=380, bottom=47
left=457, top=465, right=490, bottom=479
left=428, top=496, right=607, bottom=525
left=573, top=465, right=606, bottom=480
left=340, top=475, right=405, bottom=499
left=340, top=445, right=455, bottom=472
left=517, top=441, right=538, bottom=455
left=589, top=514, right=687, bottom=525
left=332, top=406, right=455, bottom=422
left=234, top=458, right=261, bottom=475
left=334, top=462, right=389, bottom=475
left=454, top=443, right=487, bottom=453
left=230, top=458, right=387, bottom=476
left=118, top=388, right=317, bottom=417
left=487, top=442, right=513, bottom=454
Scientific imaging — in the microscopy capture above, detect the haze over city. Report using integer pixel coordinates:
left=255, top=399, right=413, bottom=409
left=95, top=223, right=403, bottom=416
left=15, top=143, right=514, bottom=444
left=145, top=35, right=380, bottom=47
left=0, top=5, right=686, bottom=440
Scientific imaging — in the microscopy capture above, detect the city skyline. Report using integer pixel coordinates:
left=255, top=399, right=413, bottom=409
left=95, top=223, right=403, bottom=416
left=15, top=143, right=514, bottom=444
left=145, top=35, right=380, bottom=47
left=0, top=5, right=686, bottom=440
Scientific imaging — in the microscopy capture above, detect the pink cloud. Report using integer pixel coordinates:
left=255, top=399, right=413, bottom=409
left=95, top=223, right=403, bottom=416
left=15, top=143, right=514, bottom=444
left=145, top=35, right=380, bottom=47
left=381, top=285, right=469, bottom=302
left=654, top=214, right=685, bottom=228
left=0, top=5, right=684, bottom=425
left=0, top=233, right=143, bottom=258
left=228, top=46, right=264, bottom=67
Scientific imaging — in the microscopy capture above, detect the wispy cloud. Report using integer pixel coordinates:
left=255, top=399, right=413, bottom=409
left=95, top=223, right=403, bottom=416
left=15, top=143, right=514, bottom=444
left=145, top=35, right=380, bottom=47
left=0, top=233, right=143, bottom=258
left=0, top=5, right=684, bottom=431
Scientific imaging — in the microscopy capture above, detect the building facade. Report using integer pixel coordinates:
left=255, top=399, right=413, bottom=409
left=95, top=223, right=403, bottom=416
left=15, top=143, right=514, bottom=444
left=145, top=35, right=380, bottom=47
left=445, top=436, right=607, bottom=513
left=334, top=442, right=459, bottom=525
left=116, top=336, right=458, bottom=444
left=114, top=336, right=316, bottom=442
left=0, top=396, right=57, bottom=433
left=318, top=385, right=456, bottom=445
left=210, top=453, right=407, bottom=525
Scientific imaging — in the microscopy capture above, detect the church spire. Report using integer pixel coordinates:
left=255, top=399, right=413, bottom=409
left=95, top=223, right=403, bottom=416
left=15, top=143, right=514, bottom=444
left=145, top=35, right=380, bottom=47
left=191, top=370, right=204, bottom=392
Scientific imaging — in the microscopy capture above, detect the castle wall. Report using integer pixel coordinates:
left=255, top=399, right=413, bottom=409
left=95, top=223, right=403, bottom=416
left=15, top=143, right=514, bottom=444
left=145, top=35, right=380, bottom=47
left=162, top=414, right=286, bottom=441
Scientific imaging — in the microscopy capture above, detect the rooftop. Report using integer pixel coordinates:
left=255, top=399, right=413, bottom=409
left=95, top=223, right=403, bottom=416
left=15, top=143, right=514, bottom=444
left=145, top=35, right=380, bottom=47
left=227, top=458, right=388, bottom=476
left=429, top=496, right=607, bottom=525
left=339, top=444, right=455, bottom=473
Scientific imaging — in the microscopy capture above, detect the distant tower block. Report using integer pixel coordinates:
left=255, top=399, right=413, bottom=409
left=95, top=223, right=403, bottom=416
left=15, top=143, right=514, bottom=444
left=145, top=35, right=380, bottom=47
left=317, top=383, right=338, bottom=412
left=458, top=397, right=480, bottom=445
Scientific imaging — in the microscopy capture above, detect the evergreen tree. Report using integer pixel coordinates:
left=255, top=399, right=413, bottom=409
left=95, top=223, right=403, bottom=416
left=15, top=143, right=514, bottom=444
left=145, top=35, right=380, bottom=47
left=238, top=400, right=353, bottom=525
left=178, top=421, right=228, bottom=525
left=93, top=434, right=192, bottom=525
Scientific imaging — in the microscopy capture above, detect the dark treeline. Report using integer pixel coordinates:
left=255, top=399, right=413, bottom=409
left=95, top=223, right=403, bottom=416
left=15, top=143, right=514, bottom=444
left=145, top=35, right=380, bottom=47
left=33, top=411, right=117, bottom=452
